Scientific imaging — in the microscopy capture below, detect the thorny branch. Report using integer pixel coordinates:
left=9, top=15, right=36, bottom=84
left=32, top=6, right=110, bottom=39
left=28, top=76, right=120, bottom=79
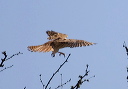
left=71, top=64, right=95, bottom=89
left=45, top=54, right=71, bottom=89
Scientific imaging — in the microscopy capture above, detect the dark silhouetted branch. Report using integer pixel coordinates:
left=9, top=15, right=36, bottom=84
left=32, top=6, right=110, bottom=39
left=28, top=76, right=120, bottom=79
left=61, top=74, right=62, bottom=89
left=123, top=41, right=128, bottom=56
left=123, top=42, right=128, bottom=83
left=71, top=64, right=95, bottom=89
left=45, top=54, right=71, bottom=89
left=127, top=67, right=128, bottom=82
left=0, top=65, right=13, bottom=72
left=0, top=51, right=23, bottom=67
left=39, top=74, right=45, bottom=89
left=127, top=76, right=128, bottom=82
left=0, top=51, right=23, bottom=72
left=55, top=78, right=71, bottom=89
left=0, top=51, right=7, bottom=67
left=6, top=51, right=23, bottom=61
left=24, top=86, right=26, bottom=89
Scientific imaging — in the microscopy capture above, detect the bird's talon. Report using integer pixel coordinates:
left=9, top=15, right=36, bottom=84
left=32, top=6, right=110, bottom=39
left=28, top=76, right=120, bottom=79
left=51, top=53, right=55, bottom=57
left=58, top=52, right=65, bottom=57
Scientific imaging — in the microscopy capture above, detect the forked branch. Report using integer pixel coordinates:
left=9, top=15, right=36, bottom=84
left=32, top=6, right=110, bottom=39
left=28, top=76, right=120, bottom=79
left=71, top=64, right=95, bottom=89
left=0, top=51, right=23, bottom=67
left=0, top=51, right=23, bottom=72
left=44, top=54, right=71, bottom=89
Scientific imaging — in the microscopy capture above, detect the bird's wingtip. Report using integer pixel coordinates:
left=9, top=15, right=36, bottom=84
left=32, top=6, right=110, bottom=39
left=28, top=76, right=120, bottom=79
left=93, top=43, right=97, bottom=45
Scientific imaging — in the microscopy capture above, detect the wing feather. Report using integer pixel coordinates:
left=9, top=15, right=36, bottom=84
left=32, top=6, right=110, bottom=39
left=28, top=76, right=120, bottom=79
left=28, top=41, right=54, bottom=52
left=52, top=39, right=95, bottom=49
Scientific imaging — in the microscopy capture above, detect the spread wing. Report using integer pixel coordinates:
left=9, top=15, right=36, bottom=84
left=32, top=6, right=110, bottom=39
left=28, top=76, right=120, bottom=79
left=46, top=30, right=68, bottom=40
left=28, top=39, right=95, bottom=53
left=52, top=39, right=96, bottom=49
left=28, top=41, right=54, bottom=52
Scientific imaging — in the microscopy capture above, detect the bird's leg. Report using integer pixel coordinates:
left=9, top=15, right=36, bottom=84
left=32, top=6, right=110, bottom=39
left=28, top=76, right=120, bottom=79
left=51, top=53, right=55, bottom=57
left=58, top=52, right=65, bottom=57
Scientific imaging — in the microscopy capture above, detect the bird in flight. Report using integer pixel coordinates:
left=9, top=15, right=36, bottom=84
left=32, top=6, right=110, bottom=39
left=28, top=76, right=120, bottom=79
left=28, top=30, right=96, bottom=57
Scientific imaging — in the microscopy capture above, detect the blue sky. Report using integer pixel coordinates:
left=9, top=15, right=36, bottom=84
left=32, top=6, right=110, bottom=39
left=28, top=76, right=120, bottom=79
left=0, top=0, right=128, bottom=89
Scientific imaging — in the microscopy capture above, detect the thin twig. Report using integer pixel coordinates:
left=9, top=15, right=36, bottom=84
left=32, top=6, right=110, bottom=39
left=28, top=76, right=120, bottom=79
left=126, top=67, right=128, bottom=82
left=123, top=41, right=128, bottom=56
left=45, top=54, right=71, bottom=89
left=0, top=65, right=13, bottom=72
left=6, top=52, right=23, bottom=61
left=61, top=74, right=63, bottom=89
left=40, top=74, right=45, bottom=89
left=55, top=78, right=71, bottom=89
left=24, top=86, right=26, bottom=89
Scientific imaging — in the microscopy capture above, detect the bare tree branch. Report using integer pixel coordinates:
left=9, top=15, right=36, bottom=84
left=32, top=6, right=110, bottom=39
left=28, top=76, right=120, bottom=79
left=45, top=54, right=71, bottom=89
left=0, top=51, right=23, bottom=67
left=0, top=51, right=7, bottom=67
left=127, top=67, right=128, bottom=82
left=24, top=86, right=26, bottom=89
left=39, top=74, right=45, bottom=89
left=61, top=74, right=62, bottom=89
left=55, top=78, right=71, bottom=89
left=0, top=65, right=13, bottom=72
left=71, top=64, right=95, bottom=89
left=0, top=51, right=23, bottom=72
left=123, top=41, right=128, bottom=87
left=123, top=41, right=128, bottom=56
left=6, top=51, right=23, bottom=61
